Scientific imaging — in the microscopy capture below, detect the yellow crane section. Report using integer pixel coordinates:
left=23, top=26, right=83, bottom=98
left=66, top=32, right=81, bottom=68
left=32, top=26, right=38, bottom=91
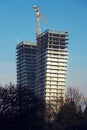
left=33, top=5, right=47, bottom=38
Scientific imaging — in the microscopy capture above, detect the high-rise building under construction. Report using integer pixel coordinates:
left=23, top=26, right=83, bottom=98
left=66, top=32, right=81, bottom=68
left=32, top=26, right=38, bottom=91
left=36, top=29, right=69, bottom=110
left=16, top=41, right=36, bottom=90
left=16, top=29, right=69, bottom=110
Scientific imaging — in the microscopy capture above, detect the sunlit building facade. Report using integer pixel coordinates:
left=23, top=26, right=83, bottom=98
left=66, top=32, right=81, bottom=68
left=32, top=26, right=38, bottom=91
left=36, top=29, right=69, bottom=111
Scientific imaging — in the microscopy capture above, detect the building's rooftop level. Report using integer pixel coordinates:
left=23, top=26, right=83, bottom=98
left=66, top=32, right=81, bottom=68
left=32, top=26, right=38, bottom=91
left=17, top=41, right=36, bottom=48
left=40, top=29, right=69, bottom=37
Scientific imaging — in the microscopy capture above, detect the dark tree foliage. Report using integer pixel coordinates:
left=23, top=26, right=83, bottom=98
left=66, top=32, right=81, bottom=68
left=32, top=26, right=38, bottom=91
left=0, top=85, right=87, bottom=130
left=54, top=87, right=87, bottom=130
left=0, top=84, right=45, bottom=130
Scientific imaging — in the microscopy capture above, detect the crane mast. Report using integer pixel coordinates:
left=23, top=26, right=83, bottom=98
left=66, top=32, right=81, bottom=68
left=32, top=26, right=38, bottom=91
left=33, top=5, right=47, bottom=38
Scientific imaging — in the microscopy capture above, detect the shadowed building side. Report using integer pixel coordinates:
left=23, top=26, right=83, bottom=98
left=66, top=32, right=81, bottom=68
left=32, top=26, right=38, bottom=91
left=16, top=41, right=36, bottom=92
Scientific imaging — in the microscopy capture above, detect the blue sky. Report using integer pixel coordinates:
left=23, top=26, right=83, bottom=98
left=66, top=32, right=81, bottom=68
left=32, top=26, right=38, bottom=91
left=0, top=0, right=87, bottom=95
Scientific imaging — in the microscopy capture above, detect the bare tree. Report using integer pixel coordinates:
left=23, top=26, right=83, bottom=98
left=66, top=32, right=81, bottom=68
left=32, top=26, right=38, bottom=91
left=66, top=87, right=85, bottom=111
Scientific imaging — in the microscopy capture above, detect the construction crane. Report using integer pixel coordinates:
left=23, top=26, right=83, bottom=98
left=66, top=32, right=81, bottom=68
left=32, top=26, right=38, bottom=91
left=33, top=5, right=47, bottom=38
